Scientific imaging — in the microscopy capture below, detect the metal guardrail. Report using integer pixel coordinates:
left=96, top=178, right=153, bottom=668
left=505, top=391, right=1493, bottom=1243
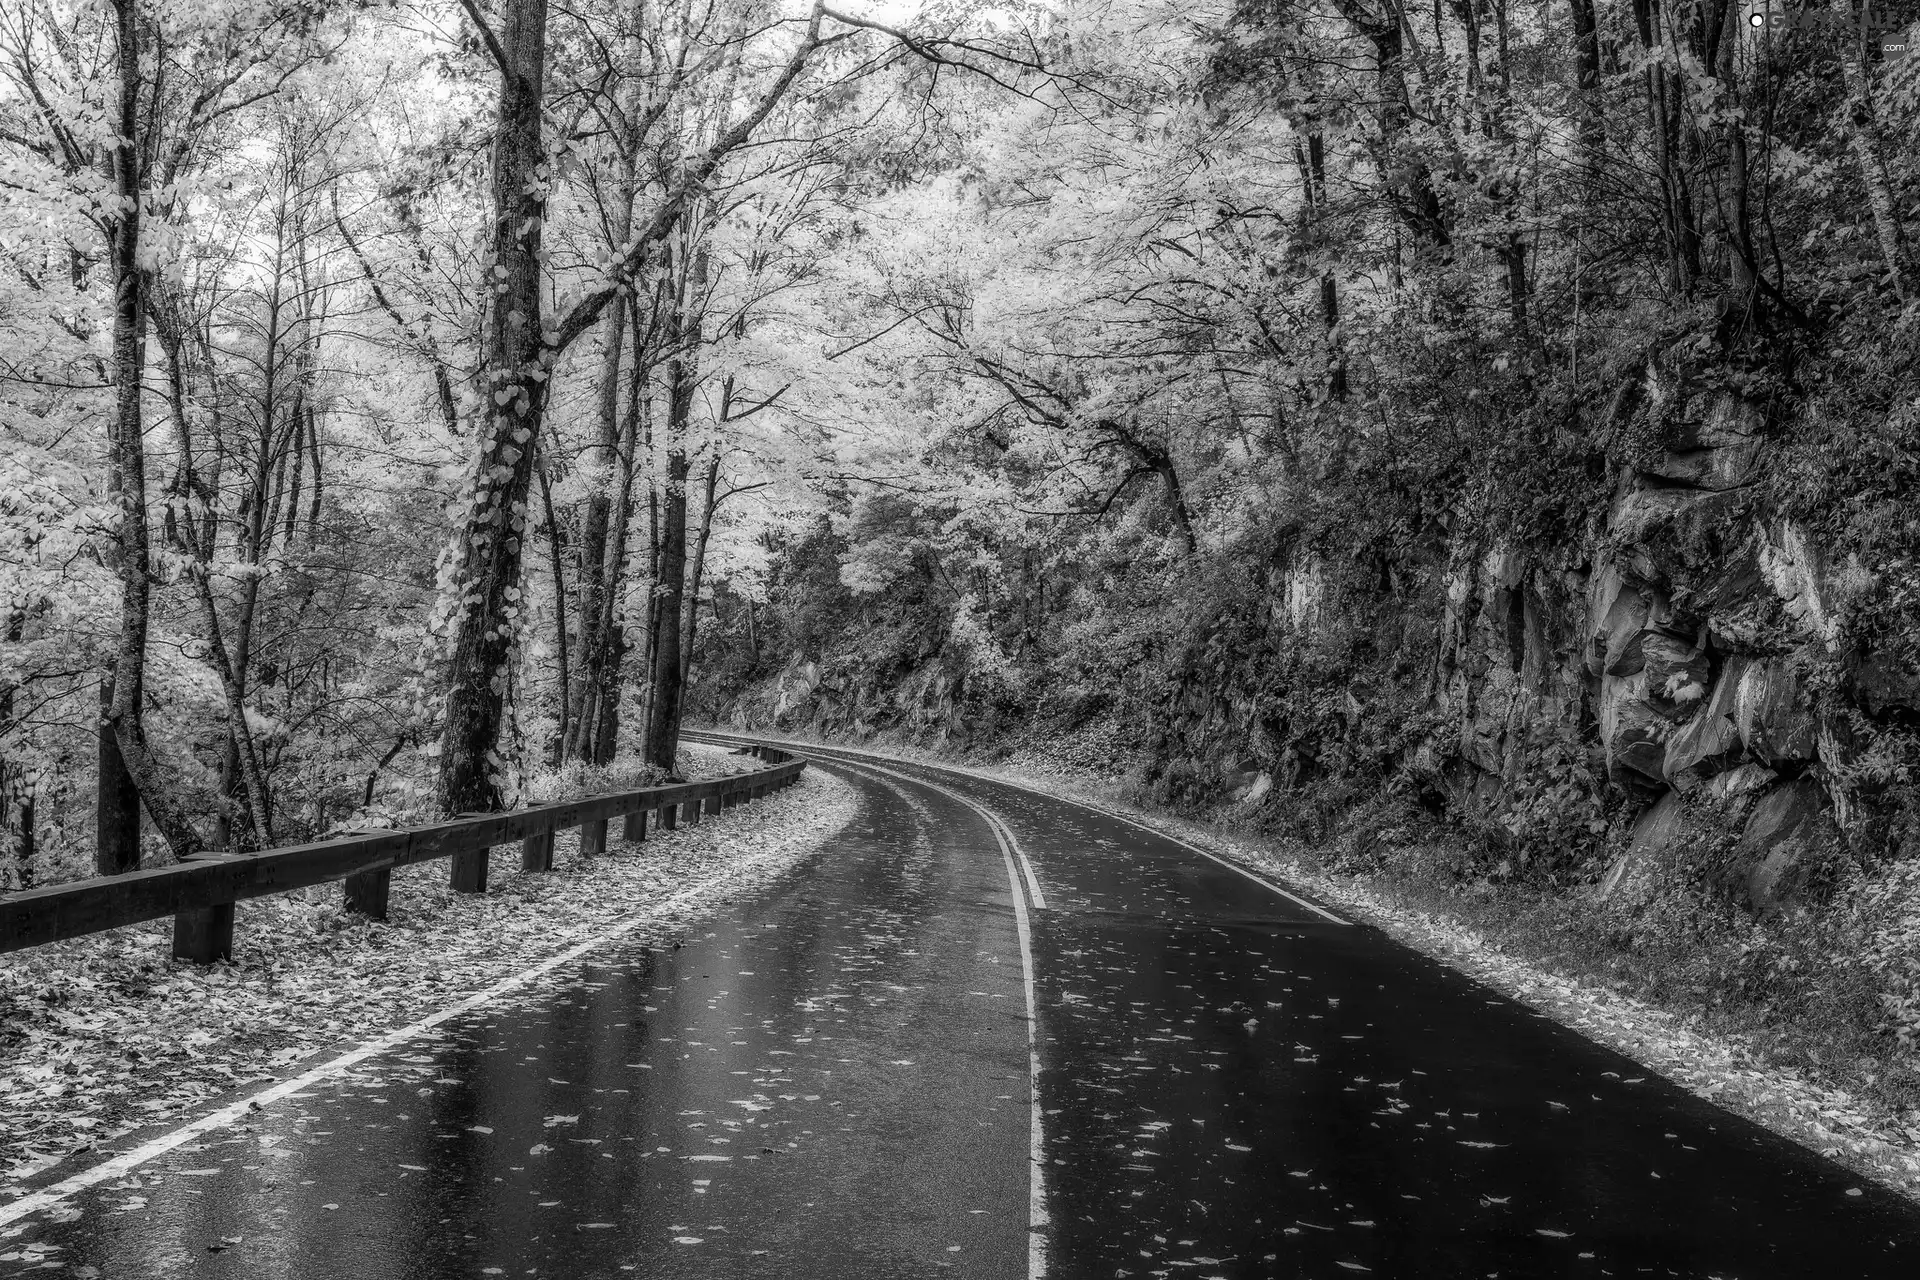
left=0, top=743, right=805, bottom=964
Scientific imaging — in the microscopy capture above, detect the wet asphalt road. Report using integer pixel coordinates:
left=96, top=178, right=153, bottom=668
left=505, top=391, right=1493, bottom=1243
left=8, top=741, right=1920, bottom=1278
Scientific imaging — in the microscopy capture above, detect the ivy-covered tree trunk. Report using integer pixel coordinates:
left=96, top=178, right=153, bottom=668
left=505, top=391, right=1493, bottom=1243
left=439, top=0, right=551, bottom=815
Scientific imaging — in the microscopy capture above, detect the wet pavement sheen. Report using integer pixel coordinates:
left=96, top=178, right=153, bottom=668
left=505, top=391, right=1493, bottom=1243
left=808, top=747, right=1920, bottom=1279
left=8, top=762, right=1028, bottom=1279
left=9, top=742, right=1920, bottom=1279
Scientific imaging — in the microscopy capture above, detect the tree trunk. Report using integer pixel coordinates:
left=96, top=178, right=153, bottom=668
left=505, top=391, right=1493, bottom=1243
left=589, top=366, right=644, bottom=765
left=1503, top=233, right=1528, bottom=328
left=1334, top=4, right=1448, bottom=254
left=1153, top=455, right=1197, bottom=555
left=537, top=455, right=571, bottom=766
left=645, top=231, right=702, bottom=772
left=3, top=604, right=34, bottom=890
left=439, top=0, right=552, bottom=815
left=592, top=623, right=627, bottom=764
left=644, top=442, right=689, bottom=772
left=1842, top=54, right=1910, bottom=298
left=682, top=452, right=721, bottom=682
left=101, top=0, right=204, bottom=864
left=186, top=563, right=275, bottom=847
left=565, top=253, right=628, bottom=760
left=1566, top=0, right=1603, bottom=174
left=1299, top=134, right=1347, bottom=402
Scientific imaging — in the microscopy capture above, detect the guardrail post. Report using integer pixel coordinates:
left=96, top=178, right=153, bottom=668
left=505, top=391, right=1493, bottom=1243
left=173, top=903, right=234, bottom=964
left=581, top=818, right=607, bottom=857
left=344, top=866, right=392, bottom=920
left=522, top=830, right=554, bottom=872
left=450, top=846, right=488, bottom=894
left=660, top=802, right=677, bottom=831
left=685, top=797, right=702, bottom=826
left=622, top=809, right=646, bottom=843
left=707, top=795, right=723, bottom=817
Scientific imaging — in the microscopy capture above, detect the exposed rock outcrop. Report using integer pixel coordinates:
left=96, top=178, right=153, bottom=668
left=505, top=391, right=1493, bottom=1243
left=1723, top=778, right=1842, bottom=913
left=1426, top=386, right=1874, bottom=912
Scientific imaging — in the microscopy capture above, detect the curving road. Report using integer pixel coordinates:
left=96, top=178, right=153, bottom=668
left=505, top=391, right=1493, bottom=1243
left=5, top=738, right=1919, bottom=1278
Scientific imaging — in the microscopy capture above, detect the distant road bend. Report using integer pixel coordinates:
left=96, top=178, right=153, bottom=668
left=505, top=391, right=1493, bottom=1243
left=6, top=734, right=1919, bottom=1278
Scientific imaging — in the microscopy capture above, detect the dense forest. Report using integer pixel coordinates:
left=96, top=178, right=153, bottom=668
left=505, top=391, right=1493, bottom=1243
left=3, top=1, right=1919, bottom=1049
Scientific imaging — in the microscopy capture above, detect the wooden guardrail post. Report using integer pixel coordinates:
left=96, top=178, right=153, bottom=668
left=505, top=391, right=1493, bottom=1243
left=173, top=904, right=234, bottom=963
left=622, top=809, right=646, bottom=843
left=581, top=818, right=608, bottom=857
left=684, top=797, right=701, bottom=826
left=450, top=847, right=488, bottom=893
left=174, top=851, right=241, bottom=963
left=659, top=801, right=677, bottom=831
left=344, top=865, right=392, bottom=920
left=522, top=830, right=554, bottom=872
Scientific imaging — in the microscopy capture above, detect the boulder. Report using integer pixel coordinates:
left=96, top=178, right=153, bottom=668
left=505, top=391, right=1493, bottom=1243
left=1642, top=445, right=1763, bottom=491
left=1703, top=762, right=1775, bottom=803
left=1758, top=521, right=1876, bottom=648
left=1724, top=778, right=1841, bottom=913
left=1673, top=392, right=1764, bottom=451
left=1640, top=633, right=1709, bottom=719
left=1638, top=393, right=1766, bottom=490
left=1734, top=659, right=1819, bottom=765
left=1586, top=564, right=1632, bottom=676
left=1598, top=789, right=1689, bottom=903
left=1690, top=534, right=1769, bottom=647
left=1607, top=484, right=1747, bottom=571
left=1662, top=655, right=1749, bottom=784
left=1598, top=670, right=1668, bottom=793
left=1604, top=621, right=1649, bottom=678
left=1460, top=665, right=1535, bottom=778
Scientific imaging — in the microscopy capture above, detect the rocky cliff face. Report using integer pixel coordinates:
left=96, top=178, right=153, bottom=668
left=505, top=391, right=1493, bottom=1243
left=1434, top=368, right=1917, bottom=913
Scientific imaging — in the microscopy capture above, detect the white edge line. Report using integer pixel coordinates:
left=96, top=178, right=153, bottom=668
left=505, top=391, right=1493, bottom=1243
left=1003, top=819, right=1051, bottom=1280
left=739, top=734, right=1346, bottom=927
left=991, top=811, right=1049, bottom=912
left=822, top=755, right=1049, bottom=1277
left=1140, top=829, right=1349, bottom=927
left=0, top=873, right=730, bottom=1229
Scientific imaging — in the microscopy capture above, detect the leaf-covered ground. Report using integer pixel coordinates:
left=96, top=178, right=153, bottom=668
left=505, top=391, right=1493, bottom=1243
left=0, top=748, right=857, bottom=1200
